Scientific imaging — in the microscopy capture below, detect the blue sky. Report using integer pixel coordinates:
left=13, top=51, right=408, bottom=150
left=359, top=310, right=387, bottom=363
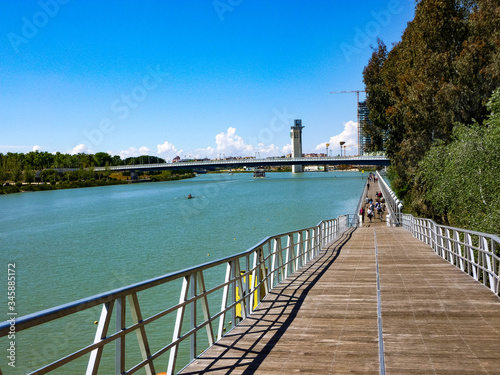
left=0, top=0, right=415, bottom=160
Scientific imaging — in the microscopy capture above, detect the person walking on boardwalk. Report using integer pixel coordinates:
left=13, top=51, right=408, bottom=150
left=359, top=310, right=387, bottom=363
left=377, top=203, right=383, bottom=221
left=367, top=182, right=370, bottom=191
left=367, top=207, right=373, bottom=222
left=360, top=207, right=365, bottom=223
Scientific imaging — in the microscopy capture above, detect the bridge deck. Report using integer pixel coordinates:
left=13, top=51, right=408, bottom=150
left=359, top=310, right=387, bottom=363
left=180, top=227, right=500, bottom=374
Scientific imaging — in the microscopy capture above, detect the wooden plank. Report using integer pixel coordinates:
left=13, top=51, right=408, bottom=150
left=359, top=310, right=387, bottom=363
left=181, top=223, right=500, bottom=374
left=376, top=227, right=500, bottom=374
left=180, top=228, right=380, bottom=374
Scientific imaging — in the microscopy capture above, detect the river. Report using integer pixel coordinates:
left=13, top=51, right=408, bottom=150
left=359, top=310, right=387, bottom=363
left=0, top=171, right=365, bottom=374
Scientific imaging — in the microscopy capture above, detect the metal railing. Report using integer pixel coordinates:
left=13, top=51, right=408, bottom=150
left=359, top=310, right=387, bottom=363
left=376, top=170, right=402, bottom=226
left=0, top=215, right=357, bottom=375
left=402, top=214, right=500, bottom=296
left=355, top=181, right=368, bottom=219
left=93, top=155, right=391, bottom=172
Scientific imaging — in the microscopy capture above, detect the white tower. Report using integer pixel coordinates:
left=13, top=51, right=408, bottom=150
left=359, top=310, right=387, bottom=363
left=290, top=119, right=304, bottom=173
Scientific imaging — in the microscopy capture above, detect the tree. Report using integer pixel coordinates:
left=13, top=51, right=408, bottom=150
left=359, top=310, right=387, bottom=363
left=111, top=155, right=122, bottom=166
left=94, top=152, right=112, bottom=167
left=24, top=169, right=35, bottom=184
left=363, top=39, right=390, bottom=152
left=365, top=0, right=499, bottom=207
left=413, top=88, right=500, bottom=234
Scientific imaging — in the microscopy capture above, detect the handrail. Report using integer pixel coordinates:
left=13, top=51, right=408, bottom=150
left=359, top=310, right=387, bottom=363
left=402, top=214, right=500, bottom=297
left=94, top=155, right=390, bottom=172
left=376, top=170, right=402, bottom=226
left=355, top=181, right=368, bottom=218
left=0, top=215, right=358, bottom=374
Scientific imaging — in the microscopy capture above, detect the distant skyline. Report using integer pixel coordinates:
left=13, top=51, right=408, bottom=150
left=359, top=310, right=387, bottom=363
left=1, top=0, right=415, bottom=160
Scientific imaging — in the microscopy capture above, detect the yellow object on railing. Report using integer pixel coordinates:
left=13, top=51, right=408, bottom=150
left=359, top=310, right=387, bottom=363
left=235, top=269, right=267, bottom=319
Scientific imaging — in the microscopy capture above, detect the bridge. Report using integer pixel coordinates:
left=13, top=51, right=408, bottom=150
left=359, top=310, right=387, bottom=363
left=93, top=155, right=390, bottom=172
left=1, top=171, right=499, bottom=374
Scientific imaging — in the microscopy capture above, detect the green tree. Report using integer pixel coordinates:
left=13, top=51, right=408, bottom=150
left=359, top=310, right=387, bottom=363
left=111, top=155, right=122, bottom=166
left=363, top=39, right=390, bottom=152
left=24, top=169, right=35, bottom=184
left=0, top=154, right=6, bottom=183
left=94, top=152, right=112, bottom=167
left=414, top=88, right=500, bottom=234
left=365, top=0, right=499, bottom=206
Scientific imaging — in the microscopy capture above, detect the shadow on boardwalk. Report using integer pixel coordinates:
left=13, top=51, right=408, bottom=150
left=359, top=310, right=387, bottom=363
left=180, top=229, right=355, bottom=374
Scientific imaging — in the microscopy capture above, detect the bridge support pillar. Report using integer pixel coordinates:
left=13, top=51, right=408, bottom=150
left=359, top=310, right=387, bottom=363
left=291, top=119, right=304, bottom=173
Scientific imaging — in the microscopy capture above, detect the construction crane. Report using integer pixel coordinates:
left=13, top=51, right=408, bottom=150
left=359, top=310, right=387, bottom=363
left=330, top=90, right=366, bottom=156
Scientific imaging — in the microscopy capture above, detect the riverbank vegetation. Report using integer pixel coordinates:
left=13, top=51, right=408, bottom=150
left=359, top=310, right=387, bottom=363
left=0, top=152, right=195, bottom=194
left=363, top=0, right=499, bottom=234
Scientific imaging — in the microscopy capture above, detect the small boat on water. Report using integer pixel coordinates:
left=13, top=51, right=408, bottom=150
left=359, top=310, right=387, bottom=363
left=253, top=168, right=265, bottom=178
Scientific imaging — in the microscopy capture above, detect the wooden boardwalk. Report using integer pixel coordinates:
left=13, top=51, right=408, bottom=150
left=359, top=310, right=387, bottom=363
left=180, top=181, right=500, bottom=374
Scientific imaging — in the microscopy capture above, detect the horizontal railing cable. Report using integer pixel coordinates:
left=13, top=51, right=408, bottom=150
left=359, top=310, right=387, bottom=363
left=402, top=214, right=500, bottom=297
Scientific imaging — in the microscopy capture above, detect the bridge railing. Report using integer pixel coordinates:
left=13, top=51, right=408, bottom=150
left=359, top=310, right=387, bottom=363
left=376, top=170, right=403, bottom=226
left=0, top=215, right=356, bottom=375
left=355, top=181, right=368, bottom=220
left=402, top=214, right=500, bottom=296
left=94, top=155, right=390, bottom=172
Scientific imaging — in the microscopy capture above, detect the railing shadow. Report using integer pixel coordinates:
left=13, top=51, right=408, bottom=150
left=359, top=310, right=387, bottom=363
left=180, top=228, right=355, bottom=374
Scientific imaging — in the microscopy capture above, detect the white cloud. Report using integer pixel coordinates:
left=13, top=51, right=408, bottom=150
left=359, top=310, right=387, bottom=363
left=157, top=141, right=176, bottom=154
left=32, top=145, right=42, bottom=152
left=215, top=127, right=254, bottom=155
left=193, top=127, right=289, bottom=159
left=315, top=121, right=358, bottom=156
left=69, top=144, right=89, bottom=154
left=119, top=146, right=150, bottom=159
left=156, top=141, right=182, bottom=161
left=282, top=144, right=292, bottom=155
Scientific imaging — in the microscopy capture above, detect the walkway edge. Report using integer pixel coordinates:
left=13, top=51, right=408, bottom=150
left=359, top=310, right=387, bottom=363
left=374, top=229, right=386, bottom=375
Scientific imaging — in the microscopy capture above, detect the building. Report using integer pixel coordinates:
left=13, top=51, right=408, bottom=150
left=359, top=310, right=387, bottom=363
left=290, top=119, right=304, bottom=173
left=357, top=100, right=372, bottom=156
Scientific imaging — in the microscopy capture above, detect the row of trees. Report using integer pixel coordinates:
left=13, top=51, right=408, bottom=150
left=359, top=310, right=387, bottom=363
left=0, top=151, right=166, bottom=184
left=362, top=0, right=499, bottom=233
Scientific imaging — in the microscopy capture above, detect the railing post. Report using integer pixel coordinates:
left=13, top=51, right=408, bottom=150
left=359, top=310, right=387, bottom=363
left=304, top=230, right=310, bottom=264
left=445, top=228, right=457, bottom=265
left=190, top=273, right=197, bottom=361
left=481, top=237, right=495, bottom=293
left=465, top=233, right=477, bottom=280
left=454, top=230, right=465, bottom=272
left=128, top=293, right=155, bottom=375
left=426, top=221, right=432, bottom=246
left=115, top=297, right=125, bottom=375
left=217, top=262, right=232, bottom=340
left=230, top=261, right=236, bottom=330
left=437, top=226, right=444, bottom=258
left=492, top=239, right=499, bottom=294
left=285, top=233, right=293, bottom=277
left=245, top=254, right=250, bottom=317
left=270, top=238, right=279, bottom=288
left=233, top=261, right=247, bottom=321
left=87, top=301, right=115, bottom=375
left=312, top=227, right=318, bottom=257
left=296, top=231, right=303, bottom=270
left=196, top=271, right=214, bottom=347
left=168, top=277, right=190, bottom=375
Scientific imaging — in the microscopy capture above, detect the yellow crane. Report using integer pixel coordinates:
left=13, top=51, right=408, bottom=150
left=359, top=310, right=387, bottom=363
left=330, top=90, right=366, bottom=156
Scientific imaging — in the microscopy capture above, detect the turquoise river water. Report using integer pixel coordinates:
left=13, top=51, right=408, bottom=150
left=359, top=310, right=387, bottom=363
left=0, top=171, right=365, bottom=374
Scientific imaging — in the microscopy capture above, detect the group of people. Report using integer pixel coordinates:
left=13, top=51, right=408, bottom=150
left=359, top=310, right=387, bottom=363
left=359, top=191, right=386, bottom=223
left=367, top=172, right=378, bottom=183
